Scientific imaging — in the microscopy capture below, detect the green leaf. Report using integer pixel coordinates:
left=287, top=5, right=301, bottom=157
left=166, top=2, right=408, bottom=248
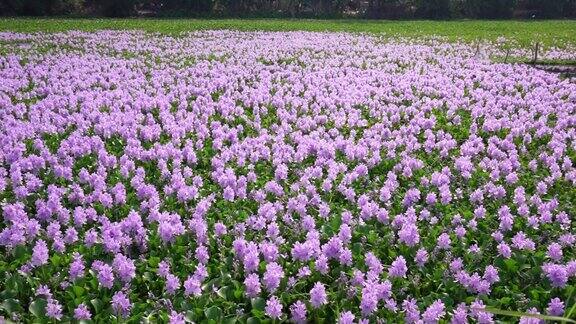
left=29, top=298, right=47, bottom=318
left=205, top=306, right=223, bottom=320
left=504, top=259, right=518, bottom=272
left=14, top=245, right=28, bottom=262
left=217, top=286, right=233, bottom=300
left=251, top=297, right=266, bottom=311
left=73, top=285, right=85, bottom=297
left=50, top=254, right=61, bottom=267
left=498, top=297, right=512, bottom=306
left=247, top=317, right=261, bottom=324
left=2, top=298, right=22, bottom=313
left=91, top=298, right=102, bottom=313
left=185, top=310, right=196, bottom=321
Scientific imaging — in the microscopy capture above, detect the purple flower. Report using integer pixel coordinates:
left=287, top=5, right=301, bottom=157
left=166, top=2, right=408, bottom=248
left=111, top=291, right=132, bottom=318
left=93, top=261, right=114, bottom=288
left=450, top=303, right=468, bottom=324
left=35, top=285, right=52, bottom=299
left=389, top=256, right=408, bottom=278
left=415, top=248, right=429, bottom=267
left=338, top=311, right=356, bottom=324
left=265, top=295, right=283, bottom=319
left=263, top=262, right=284, bottom=293
left=46, top=299, right=63, bottom=320
left=398, top=223, right=420, bottom=247
left=69, top=252, right=85, bottom=280
left=74, top=303, right=92, bottom=320
left=184, top=276, right=202, bottom=296
left=214, top=222, right=227, bottom=236
left=422, top=300, right=445, bottom=323
left=542, top=263, right=568, bottom=288
left=112, top=253, right=136, bottom=283
left=402, top=298, right=421, bottom=323
left=244, top=273, right=261, bottom=298
left=519, top=307, right=543, bottom=324
left=158, top=260, right=170, bottom=278
left=165, top=274, right=181, bottom=295
left=290, top=300, right=307, bottom=323
left=546, top=297, right=564, bottom=316
left=360, top=288, right=378, bottom=316
left=436, top=233, right=452, bottom=250
left=243, top=242, right=260, bottom=273
left=497, top=242, right=512, bottom=258
left=169, top=311, right=186, bottom=324
left=310, top=282, right=328, bottom=308
left=547, top=243, right=563, bottom=262
left=483, top=265, right=500, bottom=284
left=31, top=239, right=49, bottom=266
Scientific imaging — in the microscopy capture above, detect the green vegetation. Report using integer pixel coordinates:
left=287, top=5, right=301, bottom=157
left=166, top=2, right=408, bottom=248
left=0, top=18, right=575, bottom=46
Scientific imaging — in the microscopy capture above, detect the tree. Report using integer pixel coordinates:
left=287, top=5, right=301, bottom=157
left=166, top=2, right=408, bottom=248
left=523, top=0, right=570, bottom=17
left=464, top=0, right=516, bottom=18
left=159, top=0, right=214, bottom=15
left=415, top=0, right=451, bottom=18
left=85, top=0, right=139, bottom=16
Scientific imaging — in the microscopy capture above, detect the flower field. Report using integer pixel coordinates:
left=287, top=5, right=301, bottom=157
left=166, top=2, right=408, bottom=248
left=0, top=30, right=575, bottom=323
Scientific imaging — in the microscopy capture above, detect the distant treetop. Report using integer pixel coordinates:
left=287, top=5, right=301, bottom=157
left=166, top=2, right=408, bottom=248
left=1, top=0, right=575, bottom=19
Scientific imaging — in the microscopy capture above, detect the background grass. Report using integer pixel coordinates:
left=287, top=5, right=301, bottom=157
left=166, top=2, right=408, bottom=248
left=0, top=18, right=575, bottom=46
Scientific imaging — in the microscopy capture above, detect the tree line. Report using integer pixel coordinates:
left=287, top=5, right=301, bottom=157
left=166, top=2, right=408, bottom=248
left=1, top=0, right=575, bottom=19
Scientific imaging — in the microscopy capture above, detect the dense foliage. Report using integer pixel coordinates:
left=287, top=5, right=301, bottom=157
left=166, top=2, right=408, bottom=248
left=1, top=0, right=576, bottom=18
left=0, top=30, right=575, bottom=323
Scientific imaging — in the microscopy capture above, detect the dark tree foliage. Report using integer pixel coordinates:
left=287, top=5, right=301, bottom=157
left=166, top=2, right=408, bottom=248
left=464, top=0, right=517, bottom=18
left=415, top=0, right=452, bottom=18
left=160, top=0, right=214, bottom=15
left=0, top=0, right=574, bottom=18
left=523, top=0, right=572, bottom=17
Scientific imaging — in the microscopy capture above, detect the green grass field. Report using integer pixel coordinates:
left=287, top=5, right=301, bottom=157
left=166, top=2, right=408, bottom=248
left=0, top=18, right=575, bottom=46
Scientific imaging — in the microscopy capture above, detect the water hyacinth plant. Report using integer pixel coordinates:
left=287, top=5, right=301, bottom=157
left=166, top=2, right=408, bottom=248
left=0, top=30, right=575, bottom=323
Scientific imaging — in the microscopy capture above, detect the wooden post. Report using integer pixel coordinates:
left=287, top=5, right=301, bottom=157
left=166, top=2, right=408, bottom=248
left=504, top=48, right=510, bottom=64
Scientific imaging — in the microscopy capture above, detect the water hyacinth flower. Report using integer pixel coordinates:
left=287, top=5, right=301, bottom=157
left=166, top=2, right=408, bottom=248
left=310, top=282, right=328, bottom=308
left=165, top=274, right=181, bottom=294
left=74, top=303, right=92, bottom=320
left=389, top=256, right=408, bottom=278
left=31, top=239, right=49, bottom=267
left=290, top=300, right=307, bottom=323
left=338, top=311, right=356, bottom=324
left=111, top=291, right=132, bottom=318
left=169, top=311, right=186, bottom=324
left=184, top=276, right=202, bottom=297
left=46, top=299, right=63, bottom=320
left=422, top=300, right=446, bottom=323
left=265, top=296, right=283, bottom=319
left=263, top=262, right=284, bottom=293
left=546, top=297, right=564, bottom=316
left=244, top=273, right=261, bottom=298
left=542, top=263, right=568, bottom=288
